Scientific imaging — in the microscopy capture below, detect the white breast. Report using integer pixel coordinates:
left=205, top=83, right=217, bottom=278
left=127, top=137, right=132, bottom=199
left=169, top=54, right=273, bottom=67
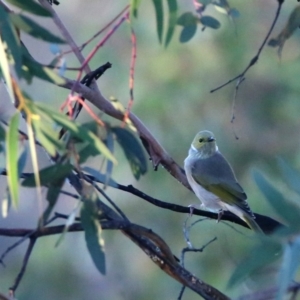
left=184, top=156, right=228, bottom=213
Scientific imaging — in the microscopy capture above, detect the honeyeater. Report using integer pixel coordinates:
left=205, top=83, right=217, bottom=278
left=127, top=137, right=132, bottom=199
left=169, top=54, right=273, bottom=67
left=184, top=130, right=262, bottom=233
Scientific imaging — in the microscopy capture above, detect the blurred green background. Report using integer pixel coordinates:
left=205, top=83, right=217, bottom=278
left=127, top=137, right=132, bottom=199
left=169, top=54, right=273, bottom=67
left=1, top=0, right=300, bottom=299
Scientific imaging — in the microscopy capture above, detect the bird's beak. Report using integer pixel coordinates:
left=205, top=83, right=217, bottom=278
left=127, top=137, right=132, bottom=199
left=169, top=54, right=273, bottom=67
left=208, top=136, right=215, bottom=142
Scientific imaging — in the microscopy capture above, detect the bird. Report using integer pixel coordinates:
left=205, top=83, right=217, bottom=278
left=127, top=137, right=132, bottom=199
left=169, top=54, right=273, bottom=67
left=184, top=130, right=262, bottom=233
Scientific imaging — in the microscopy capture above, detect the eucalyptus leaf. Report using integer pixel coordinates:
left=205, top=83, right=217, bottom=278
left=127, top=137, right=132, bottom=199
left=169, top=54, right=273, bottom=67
left=165, top=0, right=178, bottom=47
left=112, top=127, right=147, bottom=180
left=151, top=0, right=164, bottom=43
left=81, top=184, right=106, bottom=275
left=6, top=113, right=20, bottom=208
left=10, top=14, right=65, bottom=43
left=5, top=0, right=52, bottom=17
left=253, top=170, right=300, bottom=230
left=200, top=15, right=221, bottom=29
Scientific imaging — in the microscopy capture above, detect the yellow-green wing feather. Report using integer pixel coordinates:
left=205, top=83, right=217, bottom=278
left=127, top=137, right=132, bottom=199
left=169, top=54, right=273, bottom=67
left=191, top=151, right=254, bottom=217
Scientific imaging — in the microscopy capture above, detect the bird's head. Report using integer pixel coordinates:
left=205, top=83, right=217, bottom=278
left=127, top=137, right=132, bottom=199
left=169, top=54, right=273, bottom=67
left=190, top=130, right=218, bottom=158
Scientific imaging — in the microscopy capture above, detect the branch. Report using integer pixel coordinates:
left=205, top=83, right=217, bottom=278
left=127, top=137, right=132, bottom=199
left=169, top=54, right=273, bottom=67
left=210, top=0, right=283, bottom=93
left=0, top=221, right=230, bottom=300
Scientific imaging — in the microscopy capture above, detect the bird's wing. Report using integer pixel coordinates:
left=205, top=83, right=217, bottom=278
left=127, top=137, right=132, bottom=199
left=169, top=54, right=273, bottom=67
left=191, top=151, right=253, bottom=216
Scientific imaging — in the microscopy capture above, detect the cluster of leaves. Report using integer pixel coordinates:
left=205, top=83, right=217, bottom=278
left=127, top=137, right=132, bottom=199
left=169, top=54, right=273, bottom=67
left=0, top=0, right=66, bottom=93
left=131, top=0, right=239, bottom=45
left=229, top=159, right=300, bottom=297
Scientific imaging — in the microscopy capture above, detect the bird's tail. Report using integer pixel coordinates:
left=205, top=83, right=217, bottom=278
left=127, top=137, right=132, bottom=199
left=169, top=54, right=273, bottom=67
left=242, top=214, right=263, bottom=234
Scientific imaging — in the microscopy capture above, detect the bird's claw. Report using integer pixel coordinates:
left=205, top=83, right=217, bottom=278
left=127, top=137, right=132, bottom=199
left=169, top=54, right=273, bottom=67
left=217, top=210, right=224, bottom=223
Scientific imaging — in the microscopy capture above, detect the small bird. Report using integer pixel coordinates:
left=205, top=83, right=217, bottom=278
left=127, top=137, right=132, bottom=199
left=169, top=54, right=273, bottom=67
left=184, top=130, right=262, bottom=233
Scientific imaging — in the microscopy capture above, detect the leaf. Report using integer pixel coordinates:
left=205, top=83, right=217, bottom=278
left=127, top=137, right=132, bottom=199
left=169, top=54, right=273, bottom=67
left=180, top=24, right=197, bottom=43
left=0, top=36, right=14, bottom=102
left=35, top=104, right=117, bottom=164
left=177, top=12, right=198, bottom=26
left=130, top=0, right=142, bottom=18
left=228, top=237, right=281, bottom=287
left=21, top=44, right=65, bottom=84
left=82, top=167, right=118, bottom=188
left=151, top=0, right=164, bottom=43
left=200, top=15, right=221, bottom=29
left=10, top=14, right=65, bottom=44
left=0, top=6, right=22, bottom=77
left=253, top=170, right=300, bottom=230
left=104, top=130, right=114, bottom=188
left=5, top=0, right=52, bottom=17
left=6, top=113, right=20, bottom=208
left=81, top=184, right=106, bottom=275
left=165, top=0, right=178, bottom=47
left=112, top=127, right=147, bottom=180
left=277, top=237, right=300, bottom=300
left=22, top=163, right=73, bottom=187
left=277, top=158, right=300, bottom=195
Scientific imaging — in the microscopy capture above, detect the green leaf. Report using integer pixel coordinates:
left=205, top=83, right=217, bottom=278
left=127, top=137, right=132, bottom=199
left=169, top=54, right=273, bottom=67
left=22, top=163, right=73, bottom=187
left=277, top=158, right=300, bottom=195
left=277, top=237, right=300, bottom=300
left=81, top=185, right=106, bottom=275
left=5, top=0, right=52, bottom=17
left=104, top=130, right=114, bottom=188
left=177, top=12, right=198, bottom=26
left=6, top=113, right=20, bottom=208
left=112, top=127, right=147, bottom=180
left=82, top=167, right=118, bottom=188
left=164, top=0, right=178, bottom=47
left=20, top=43, right=65, bottom=84
left=253, top=170, right=300, bottom=229
left=0, top=6, right=22, bottom=77
left=200, top=15, right=221, bottom=29
left=10, top=14, right=65, bottom=44
left=151, top=0, right=164, bottom=43
left=35, top=104, right=117, bottom=165
left=130, top=0, right=142, bottom=18
left=0, top=35, right=14, bottom=102
left=228, top=238, right=281, bottom=287
left=180, top=24, right=197, bottom=43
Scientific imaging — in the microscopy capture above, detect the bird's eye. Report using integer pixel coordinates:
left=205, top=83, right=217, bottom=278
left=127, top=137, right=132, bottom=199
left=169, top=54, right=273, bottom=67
left=199, top=138, right=204, bottom=143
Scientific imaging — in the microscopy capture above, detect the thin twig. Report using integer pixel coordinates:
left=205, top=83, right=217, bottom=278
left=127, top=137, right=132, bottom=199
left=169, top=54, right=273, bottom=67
left=9, top=237, right=36, bottom=296
left=210, top=0, right=283, bottom=93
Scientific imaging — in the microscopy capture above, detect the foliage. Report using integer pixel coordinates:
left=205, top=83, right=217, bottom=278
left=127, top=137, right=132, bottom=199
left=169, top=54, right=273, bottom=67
left=1, top=0, right=300, bottom=299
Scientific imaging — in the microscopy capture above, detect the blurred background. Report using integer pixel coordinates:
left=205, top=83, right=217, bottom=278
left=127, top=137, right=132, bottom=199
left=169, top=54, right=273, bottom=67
left=1, top=0, right=300, bottom=299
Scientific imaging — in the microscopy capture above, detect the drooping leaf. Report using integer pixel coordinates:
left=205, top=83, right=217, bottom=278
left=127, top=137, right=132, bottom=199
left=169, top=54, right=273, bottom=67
left=253, top=170, right=300, bottom=230
left=81, top=183, right=106, bottom=275
left=130, top=0, right=142, bottom=18
left=104, top=130, right=114, bottom=188
left=21, top=45, right=65, bottom=84
left=180, top=24, right=197, bottom=43
left=0, top=6, right=22, bottom=77
left=165, top=0, right=178, bottom=47
left=228, top=237, right=281, bottom=287
left=151, top=0, right=164, bottom=43
left=6, top=113, right=20, bottom=208
left=277, top=158, right=300, bottom=196
left=10, top=14, right=65, bottom=44
left=177, top=12, right=198, bottom=26
left=0, top=35, right=14, bottom=102
left=82, top=166, right=118, bottom=188
left=35, top=104, right=117, bottom=164
left=112, top=127, right=147, bottom=180
left=277, top=237, right=300, bottom=300
left=5, top=0, right=52, bottom=17
left=22, top=163, right=73, bottom=187
left=200, top=15, right=221, bottom=29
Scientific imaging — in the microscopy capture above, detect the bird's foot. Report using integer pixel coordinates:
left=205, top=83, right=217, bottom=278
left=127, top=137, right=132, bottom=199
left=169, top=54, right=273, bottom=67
left=217, top=210, right=224, bottom=223
left=188, top=204, right=196, bottom=217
